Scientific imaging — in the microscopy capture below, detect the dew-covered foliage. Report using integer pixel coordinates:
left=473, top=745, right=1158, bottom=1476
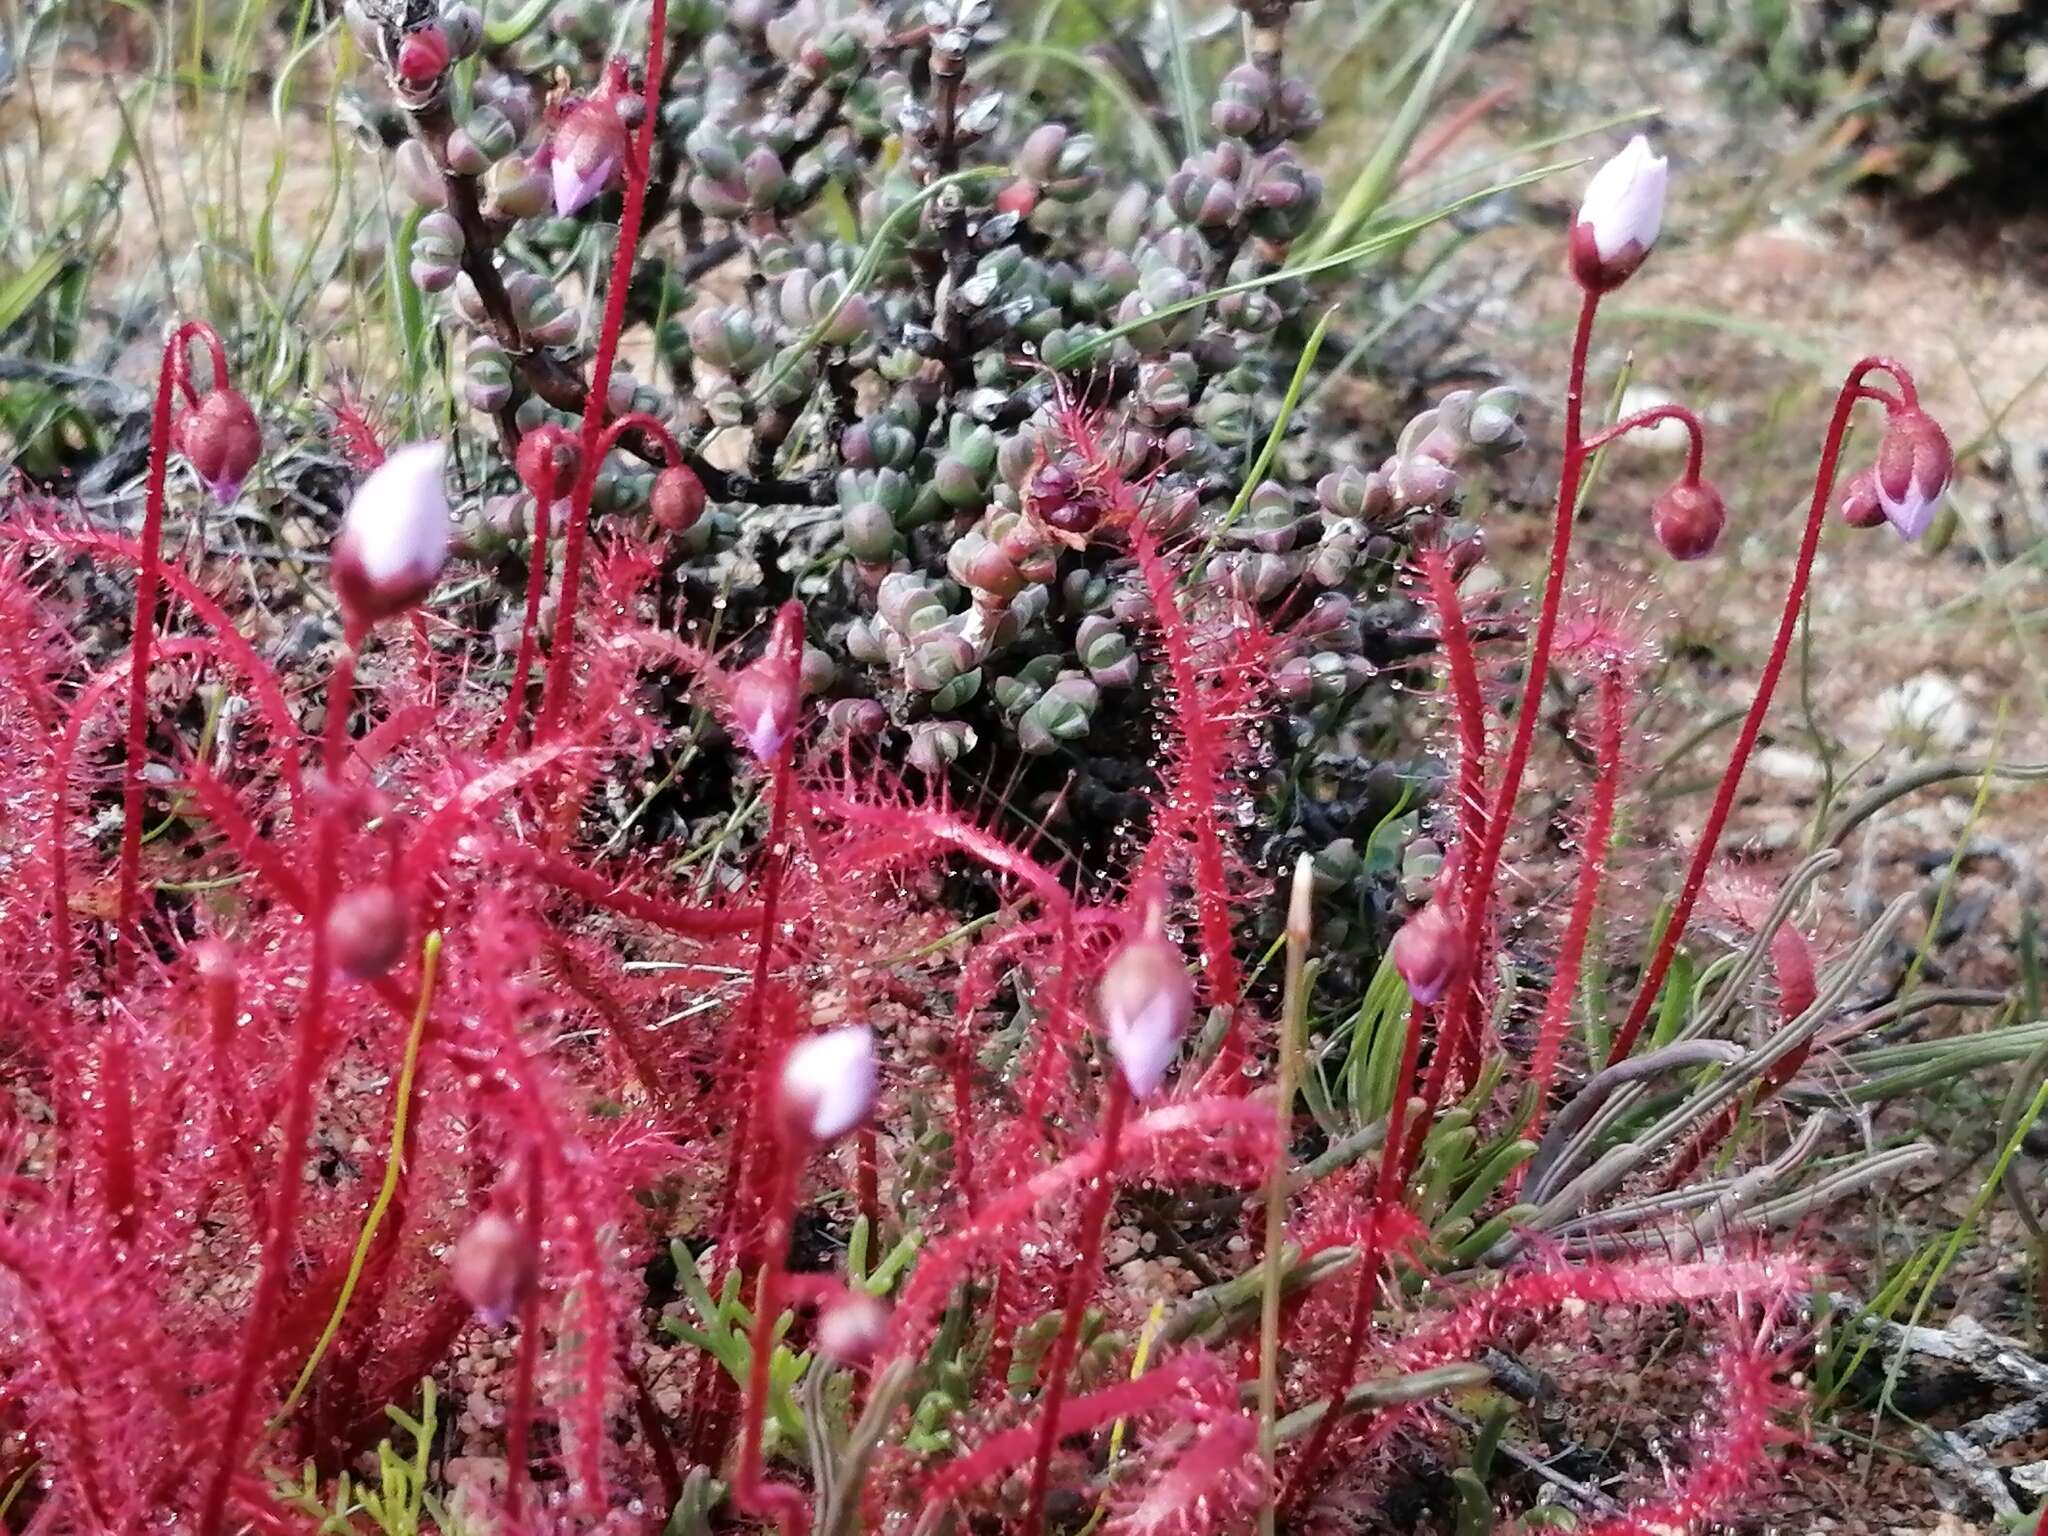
left=0, top=1, right=1965, bottom=1532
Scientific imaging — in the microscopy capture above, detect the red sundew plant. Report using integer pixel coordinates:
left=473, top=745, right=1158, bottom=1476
left=0, top=7, right=1963, bottom=1529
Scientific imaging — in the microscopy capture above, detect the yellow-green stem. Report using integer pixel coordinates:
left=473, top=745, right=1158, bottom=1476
left=1258, top=857, right=1317, bottom=1532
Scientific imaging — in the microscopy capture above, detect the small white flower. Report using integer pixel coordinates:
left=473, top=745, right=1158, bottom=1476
left=1578, top=135, right=1668, bottom=265
left=334, top=442, right=452, bottom=626
left=779, top=1026, right=876, bottom=1143
left=1097, top=936, right=1194, bottom=1101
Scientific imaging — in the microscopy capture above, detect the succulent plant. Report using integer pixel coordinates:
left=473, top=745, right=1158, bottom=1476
left=1689, top=0, right=2048, bottom=195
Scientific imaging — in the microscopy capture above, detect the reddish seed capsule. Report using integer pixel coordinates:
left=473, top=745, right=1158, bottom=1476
left=1390, top=900, right=1461, bottom=1007
left=1650, top=477, right=1726, bottom=562
left=650, top=464, right=708, bottom=534
left=395, top=25, right=450, bottom=83
left=327, top=885, right=408, bottom=981
left=450, top=1211, right=537, bottom=1328
left=1837, top=467, right=1886, bottom=529
left=178, top=388, right=262, bottom=505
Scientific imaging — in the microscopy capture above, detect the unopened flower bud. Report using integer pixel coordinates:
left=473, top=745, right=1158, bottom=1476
left=1390, top=900, right=1460, bottom=1006
left=550, top=100, right=628, bottom=216
left=328, top=885, right=408, bottom=980
left=1097, top=934, right=1194, bottom=1100
left=1568, top=135, right=1667, bottom=294
left=333, top=442, right=453, bottom=630
left=450, top=1211, right=536, bottom=1328
left=395, top=24, right=450, bottom=83
left=777, top=1025, right=876, bottom=1144
left=516, top=424, right=579, bottom=504
left=816, top=1289, right=889, bottom=1368
left=1650, top=477, right=1726, bottom=561
left=1873, top=407, right=1952, bottom=542
left=1837, top=466, right=1886, bottom=529
left=728, top=603, right=805, bottom=762
left=179, top=389, right=261, bottom=505
left=650, top=464, right=707, bottom=534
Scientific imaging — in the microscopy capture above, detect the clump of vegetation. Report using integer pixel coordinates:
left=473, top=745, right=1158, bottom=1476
left=1686, top=0, right=2048, bottom=197
left=0, top=1, right=2015, bottom=1532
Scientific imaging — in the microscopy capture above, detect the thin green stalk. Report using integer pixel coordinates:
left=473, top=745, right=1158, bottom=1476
left=1259, top=858, right=1316, bottom=1533
left=274, top=931, right=445, bottom=1421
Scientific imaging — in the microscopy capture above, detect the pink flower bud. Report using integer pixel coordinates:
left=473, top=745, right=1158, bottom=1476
left=333, top=442, right=453, bottom=630
left=1568, top=136, right=1667, bottom=294
left=1650, top=477, right=1726, bottom=561
left=1837, top=466, right=1886, bottom=529
left=1873, top=407, right=1952, bottom=542
left=815, top=1289, right=889, bottom=1368
left=395, top=25, right=450, bottom=83
left=728, top=602, right=806, bottom=763
left=450, top=1212, right=536, bottom=1328
left=515, top=424, right=579, bottom=504
left=1390, top=900, right=1460, bottom=1006
left=328, top=885, right=408, bottom=980
left=650, top=464, right=708, bottom=534
left=777, top=1025, right=877, bottom=1145
left=178, top=389, right=261, bottom=505
left=549, top=101, right=628, bottom=217
left=1096, top=934, right=1195, bottom=1100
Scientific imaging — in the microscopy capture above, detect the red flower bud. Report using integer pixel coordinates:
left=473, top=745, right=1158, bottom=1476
left=1650, top=477, right=1726, bottom=562
left=1873, top=407, right=1952, bottom=542
left=395, top=25, right=450, bottom=83
left=728, top=601, right=807, bottom=763
left=996, top=180, right=1040, bottom=218
left=327, top=885, right=408, bottom=981
left=550, top=101, right=629, bottom=216
left=650, top=464, right=708, bottom=534
left=450, top=1211, right=537, bottom=1328
left=1836, top=467, right=1886, bottom=529
left=515, top=424, right=580, bottom=504
left=1390, top=900, right=1460, bottom=1006
left=178, top=389, right=261, bottom=505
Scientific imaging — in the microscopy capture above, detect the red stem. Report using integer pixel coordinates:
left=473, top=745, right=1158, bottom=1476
left=493, top=490, right=551, bottom=756
left=716, top=745, right=798, bottom=1258
left=1578, top=402, right=1706, bottom=482
left=1021, top=1073, right=1131, bottom=1536
left=1437, top=290, right=1601, bottom=1104
left=198, top=640, right=357, bottom=1536
left=534, top=7, right=669, bottom=743
left=1416, top=548, right=1490, bottom=1102
left=115, top=334, right=189, bottom=987
left=504, top=1156, right=546, bottom=1526
left=1524, top=666, right=1627, bottom=1146
left=733, top=1123, right=810, bottom=1536
left=1603, top=357, right=1911, bottom=1067
left=501, top=413, right=680, bottom=752
left=1280, top=1001, right=1425, bottom=1512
